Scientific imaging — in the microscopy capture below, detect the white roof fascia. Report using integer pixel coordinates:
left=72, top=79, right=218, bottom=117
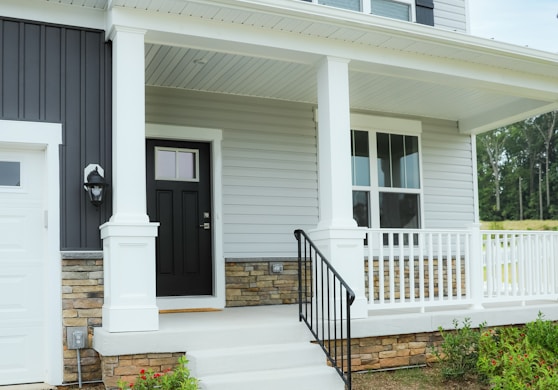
left=186, top=0, right=558, bottom=62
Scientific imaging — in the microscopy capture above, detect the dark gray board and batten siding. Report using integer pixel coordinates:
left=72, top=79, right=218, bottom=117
left=0, top=18, right=112, bottom=250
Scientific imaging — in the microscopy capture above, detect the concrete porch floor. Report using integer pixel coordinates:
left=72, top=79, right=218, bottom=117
left=354, top=300, right=558, bottom=338
left=94, top=300, right=558, bottom=356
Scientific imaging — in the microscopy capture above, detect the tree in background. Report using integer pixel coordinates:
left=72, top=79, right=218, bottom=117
left=477, top=111, right=558, bottom=221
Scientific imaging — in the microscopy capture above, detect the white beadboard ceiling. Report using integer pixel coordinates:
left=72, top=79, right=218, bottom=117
left=43, top=0, right=558, bottom=133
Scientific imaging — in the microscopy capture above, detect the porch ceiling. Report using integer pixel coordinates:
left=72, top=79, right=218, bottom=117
left=44, top=0, right=558, bottom=133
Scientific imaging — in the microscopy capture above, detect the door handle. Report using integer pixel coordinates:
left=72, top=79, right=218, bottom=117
left=199, top=222, right=211, bottom=230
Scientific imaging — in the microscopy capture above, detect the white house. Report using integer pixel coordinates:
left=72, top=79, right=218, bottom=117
left=1, top=0, right=558, bottom=388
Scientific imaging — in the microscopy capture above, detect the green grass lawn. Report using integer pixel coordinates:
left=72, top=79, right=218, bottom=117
left=481, top=220, right=558, bottom=231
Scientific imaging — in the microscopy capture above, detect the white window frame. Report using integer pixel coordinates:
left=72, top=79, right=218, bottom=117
left=311, top=0, right=416, bottom=22
left=351, top=113, right=424, bottom=229
left=364, top=0, right=415, bottom=22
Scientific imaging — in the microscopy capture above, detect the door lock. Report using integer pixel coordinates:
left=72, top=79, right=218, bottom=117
left=199, top=222, right=211, bottom=230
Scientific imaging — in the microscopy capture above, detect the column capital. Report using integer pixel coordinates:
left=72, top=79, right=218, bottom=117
left=319, top=56, right=351, bottom=66
left=107, top=25, right=146, bottom=41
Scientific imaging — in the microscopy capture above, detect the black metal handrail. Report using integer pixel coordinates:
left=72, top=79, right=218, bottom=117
left=294, top=229, right=355, bottom=390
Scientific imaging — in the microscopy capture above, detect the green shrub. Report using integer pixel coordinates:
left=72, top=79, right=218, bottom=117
left=525, top=312, right=558, bottom=355
left=434, top=318, right=484, bottom=381
left=478, top=319, right=558, bottom=389
left=118, top=356, right=199, bottom=390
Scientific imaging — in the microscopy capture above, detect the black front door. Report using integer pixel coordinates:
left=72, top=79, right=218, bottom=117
left=146, top=139, right=213, bottom=296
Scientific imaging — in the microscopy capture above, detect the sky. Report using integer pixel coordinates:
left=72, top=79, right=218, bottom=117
left=468, top=0, right=558, bottom=53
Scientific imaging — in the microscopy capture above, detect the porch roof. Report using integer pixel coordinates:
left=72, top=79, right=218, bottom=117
left=25, top=0, right=558, bottom=133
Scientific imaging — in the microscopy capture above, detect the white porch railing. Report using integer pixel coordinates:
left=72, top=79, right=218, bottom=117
left=482, top=230, right=558, bottom=302
left=364, top=228, right=558, bottom=312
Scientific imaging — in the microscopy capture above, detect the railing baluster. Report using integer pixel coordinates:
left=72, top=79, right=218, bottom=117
left=409, top=233, right=415, bottom=303
left=367, top=232, right=374, bottom=306
left=379, top=232, right=385, bottom=304
left=446, top=233, right=453, bottom=301
left=399, top=232, right=405, bottom=303
left=418, top=231, right=425, bottom=309
left=428, top=233, right=434, bottom=303
left=389, top=233, right=395, bottom=303
left=464, top=233, right=470, bottom=299
left=456, top=233, right=461, bottom=300
left=437, top=233, right=443, bottom=300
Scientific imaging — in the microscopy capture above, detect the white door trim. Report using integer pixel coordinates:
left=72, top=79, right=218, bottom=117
left=146, top=123, right=225, bottom=310
left=0, top=120, right=63, bottom=385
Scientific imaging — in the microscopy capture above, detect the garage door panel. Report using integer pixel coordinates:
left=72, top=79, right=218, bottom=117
left=0, top=209, right=43, bottom=259
left=0, top=265, right=44, bottom=322
left=0, top=327, right=44, bottom=385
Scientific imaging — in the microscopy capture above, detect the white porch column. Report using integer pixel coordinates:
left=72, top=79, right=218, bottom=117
left=100, top=26, right=159, bottom=332
left=310, top=57, right=367, bottom=319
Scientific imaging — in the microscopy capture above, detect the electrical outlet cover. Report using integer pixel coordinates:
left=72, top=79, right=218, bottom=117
left=67, top=326, right=88, bottom=349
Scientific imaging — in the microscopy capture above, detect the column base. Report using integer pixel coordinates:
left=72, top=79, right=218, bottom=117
left=102, top=305, right=159, bottom=333
left=309, top=226, right=368, bottom=319
left=100, top=221, right=160, bottom=332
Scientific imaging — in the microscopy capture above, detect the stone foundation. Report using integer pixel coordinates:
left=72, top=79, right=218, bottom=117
left=349, top=332, right=443, bottom=371
left=365, top=257, right=467, bottom=301
left=225, top=259, right=300, bottom=306
left=61, top=253, right=104, bottom=383
left=100, top=353, right=185, bottom=389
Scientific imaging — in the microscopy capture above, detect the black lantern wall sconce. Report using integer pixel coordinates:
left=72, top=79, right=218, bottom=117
left=83, top=164, right=108, bottom=207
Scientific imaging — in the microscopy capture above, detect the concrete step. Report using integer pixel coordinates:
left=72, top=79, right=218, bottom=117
left=180, top=321, right=312, bottom=350
left=188, top=342, right=326, bottom=377
left=197, top=365, right=345, bottom=390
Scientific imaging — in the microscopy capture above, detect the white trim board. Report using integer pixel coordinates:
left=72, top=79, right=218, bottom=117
left=146, top=123, right=225, bottom=310
left=0, top=120, right=63, bottom=385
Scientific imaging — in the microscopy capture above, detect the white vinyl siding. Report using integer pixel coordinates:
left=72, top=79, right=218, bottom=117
left=146, top=87, right=318, bottom=258
left=421, top=119, right=476, bottom=228
left=433, top=0, right=467, bottom=32
left=146, top=87, right=476, bottom=256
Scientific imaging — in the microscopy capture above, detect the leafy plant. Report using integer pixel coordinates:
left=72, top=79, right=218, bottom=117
left=478, top=320, right=558, bottom=389
left=525, top=312, right=558, bottom=355
left=118, top=356, right=198, bottom=390
left=433, top=318, right=484, bottom=381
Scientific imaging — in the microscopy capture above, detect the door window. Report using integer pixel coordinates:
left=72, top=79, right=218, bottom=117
left=155, top=147, right=199, bottom=182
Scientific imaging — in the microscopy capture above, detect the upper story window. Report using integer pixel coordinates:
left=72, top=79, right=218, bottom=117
left=350, top=114, right=423, bottom=230
left=318, top=0, right=414, bottom=21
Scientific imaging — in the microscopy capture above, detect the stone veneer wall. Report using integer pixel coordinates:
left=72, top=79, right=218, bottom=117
left=100, top=353, right=185, bottom=389
left=349, top=332, right=443, bottom=371
left=225, top=259, right=299, bottom=307
left=61, top=253, right=104, bottom=383
left=365, top=258, right=467, bottom=301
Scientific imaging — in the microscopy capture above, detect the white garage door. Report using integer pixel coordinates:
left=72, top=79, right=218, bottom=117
left=0, top=148, right=46, bottom=385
